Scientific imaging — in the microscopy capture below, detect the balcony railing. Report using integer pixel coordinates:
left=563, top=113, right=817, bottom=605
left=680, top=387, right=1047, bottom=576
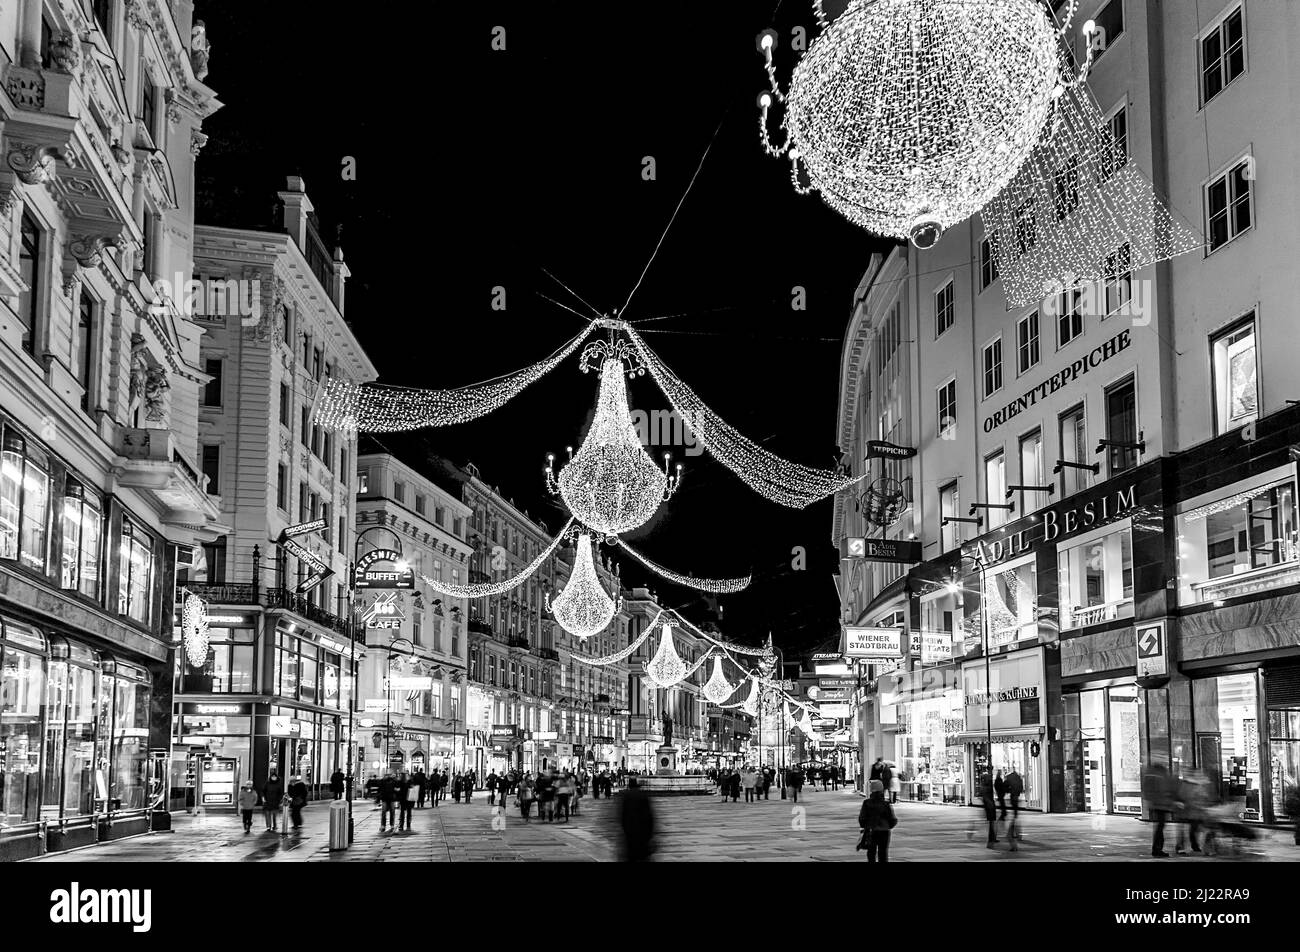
left=1067, top=597, right=1134, bottom=630
left=535, top=647, right=560, bottom=661
left=507, top=637, right=530, bottom=650
left=468, top=619, right=494, bottom=637
left=183, top=583, right=356, bottom=638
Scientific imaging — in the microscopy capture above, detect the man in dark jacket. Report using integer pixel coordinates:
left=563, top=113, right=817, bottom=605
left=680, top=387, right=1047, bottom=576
left=1143, top=764, right=1176, bottom=857
left=287, top=775, right=309, bottom=829
left=487, top=770, right=499, bottom=805
left=378, top=772, right=397, bottom=832
left=261, top=771, right=284, bottom=832
left=879, top=761, right=895, bottom=803
left=858, top=779, right=898, bottom=862
left=329, top=768, right=346, bottom=800
left=618, top=777, right=655, bottom=861
left=396, top=772, right=414, bottom=830
left=413, top=768, right=427, bottom=808
left=1005, top=768, right=1024, bottom=851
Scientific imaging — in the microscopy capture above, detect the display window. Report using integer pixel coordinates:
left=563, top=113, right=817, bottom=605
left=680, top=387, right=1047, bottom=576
left=1192, top=672, right=1260, bottom=819
left=969, top=738, right=1043, bottom=810
left=177, top=626, right=255, bottom=694
left=0, top=623, right=45, bottom=827
left=980, top=555, right=1037, bottom=648
left=0, top=427, right=52, bottom=573
left=1176, top=466, right=1299, bottom=605
left=919, top=589, right=961, bottom=663
left=1058, top=521, right=1134, bottom=630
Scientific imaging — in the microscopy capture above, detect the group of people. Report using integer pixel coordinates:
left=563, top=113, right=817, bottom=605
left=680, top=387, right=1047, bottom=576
left=510, top=770, right=584, bottom=822
left=868, top=758, right=901, bottom=803
left=236, top=769, right=312, bottom=834
left=707, top=764, right=846, bottom=804
left=1140, top=764, right=1286, bottom=857
left=976, top=768, right=1025, bottom=851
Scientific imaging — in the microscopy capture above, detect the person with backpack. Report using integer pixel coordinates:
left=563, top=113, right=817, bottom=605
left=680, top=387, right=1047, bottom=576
left=857, top=779, right=898, bottom=862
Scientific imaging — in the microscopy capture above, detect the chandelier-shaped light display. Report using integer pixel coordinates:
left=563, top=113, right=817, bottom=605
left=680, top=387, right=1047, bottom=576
left=549, top=357, right=677, bottom=535
left=702, top=656, right=735, bottom=705
left=760, top=0, right=1071, bottom=247
left=313, top=325, right=595, bottom=433
left=741, top=677, right=761, bottom=716
left=547, top=533, right=620, bottom=638
left=613, top=537, right=750, bottom=594
left=421, top=517, right=574, bottom=598
left=645, top=622, right=688, bottom=688
left=797, top=709, right=817, bottom=737
left=181, top=591, right=210, bottom=668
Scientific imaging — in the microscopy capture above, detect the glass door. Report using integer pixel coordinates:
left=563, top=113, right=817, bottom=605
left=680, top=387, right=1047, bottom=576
left=1108, top=686, right=1142, bottom=814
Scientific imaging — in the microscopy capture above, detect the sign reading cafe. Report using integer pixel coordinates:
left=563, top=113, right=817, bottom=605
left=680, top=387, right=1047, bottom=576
left=983, top=328, right=1133, bottom=433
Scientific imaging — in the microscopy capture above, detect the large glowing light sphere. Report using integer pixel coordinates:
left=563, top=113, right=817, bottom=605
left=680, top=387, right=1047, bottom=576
left=549, top=534, right=618, bottom=638
left=784, top=0, right=1060, bottom=246
left=558, top=358, right=667, bottom=535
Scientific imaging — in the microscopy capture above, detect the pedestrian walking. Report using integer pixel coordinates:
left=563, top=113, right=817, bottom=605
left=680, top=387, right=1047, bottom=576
left=870, top=757, right=885, bottom=784
left=978, top=773, right=998, bottom=847
left=414, top=768, right=427, bottom=809
left=857, top=779, right=898, bottom=862
left=742, top=766, right=756, bottom=803
left=287, top=774, right=309, bottom=829
left=261, top=771, right=284, bottom=832
left=330, top=767, right=346, bottom=801
left=238, top=781, right=259, bottom=833
left=487, top=770, right=499, bottom=806
left=518, top=776, right=535, bottom=821
left=994, top=769, right=1008, bottom=827
left=464, top=771, right=474, bottom=804
left=397, top=771, right=415, bottom=831
left=1142, top=764, right=1175, bottom=858
left=378, top=771, right=397, bottom=832
left=618, top=777, right=655, bottom=862
left=557, top=773, right=574, bottom=821
left=785, top=766, right=801, bottom=804
left=1005, top=767, right=1024, bottom=851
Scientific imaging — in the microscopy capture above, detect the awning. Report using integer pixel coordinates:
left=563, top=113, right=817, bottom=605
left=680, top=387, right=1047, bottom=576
left=952, top=727, right=1044, bottom=745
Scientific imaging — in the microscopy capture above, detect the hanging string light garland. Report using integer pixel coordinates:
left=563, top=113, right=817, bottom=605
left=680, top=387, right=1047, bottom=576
left=758, top=0, right=1090, bottom=248
left=611, top=537, right=750, bottom=594
left=180, top=590, right=210, bottom=668
left=420, top=517, right=574, bottom=598
left=569, top=610, right=664, bottom=666
left=313, top=324, right=595, bottom=434
left=547, top=532, right=621, bottom=638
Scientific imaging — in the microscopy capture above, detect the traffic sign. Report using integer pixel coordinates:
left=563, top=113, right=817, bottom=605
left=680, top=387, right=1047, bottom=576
left=1135, top=621, right=1167, bottom=678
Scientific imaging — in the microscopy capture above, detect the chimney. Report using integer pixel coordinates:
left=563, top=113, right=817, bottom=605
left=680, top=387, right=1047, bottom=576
left=277, top=176, right=312, bottom=251
left=331, top=245, right=350, bottom=314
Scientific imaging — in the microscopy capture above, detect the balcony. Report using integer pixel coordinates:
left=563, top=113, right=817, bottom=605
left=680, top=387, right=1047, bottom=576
left=535, top=647, right=560, bottom=662
left=468, top=618, right=494, bottom=637
left=184, top=583, right=357, bottom=639
left=115, top=428, right=225, bottom=540
left=469, top=569, right=492, bottom=586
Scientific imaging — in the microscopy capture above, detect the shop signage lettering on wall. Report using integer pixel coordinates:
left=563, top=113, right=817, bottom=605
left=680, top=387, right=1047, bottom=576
left=983, top=328, right=1133, bottom=433
left=964, top=685, right=1039, bottom=707
left=847, top=537, right=922, bottom=564
left=183, top=703, right=250, bottom=715
left=204, top=614, right=253, bottom=626
left=363, top=592, right=406, bottom=630
left=364, top=699, right=390, bottom=713
left=278, top=518, right=327, bottom=542
left=354, top=548, right=416, bottom=589
left=385, top=676, right=433, bottom=691
left=818, top=677, right=856, bottom=690
left=844, top=627, right=905, bottom=659
left=962, top=485, right=1138, bottom=571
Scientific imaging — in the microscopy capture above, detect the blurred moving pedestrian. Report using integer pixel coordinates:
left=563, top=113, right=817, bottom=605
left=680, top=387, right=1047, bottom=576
left=994, top=769, right=1007, bottom=826
left=619, top=777, right=655, bottom=862
left=330, top=767, right=345, bottom=801
left=1177, top=770, right=1211, bottom=854
left=378, top=771, right=397, bottom=832
left=397, top=771, right=415, bottom=831
left=487, top=770, right=499, bottom=806
left=1286, top=781, right=1300, bottom=847
left=238, top=781, right=259, bottom=833
left=742, top=766, right=757, bottom=803
left=558, top=772, right=574, bottom=821
left=261, top=770, right=284, bottom=833
left=785, top=766, right=802, bottom=803
left=287, top=774, right=309, bottom=829
left=518, top=775, right=535, bottom=821
left=978, top=773, right=998, bottom=848
left=1142, top=763, right=1176, bottom=858
left=1005, top=767, right=1024, bottom=851
left=413, top=767, right=427, bottom=809
left=857, top=779, right=898, bottom=862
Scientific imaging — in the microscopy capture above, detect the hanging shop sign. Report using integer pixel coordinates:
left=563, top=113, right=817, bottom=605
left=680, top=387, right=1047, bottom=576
left=364, top=699, right=390, bottom=713
left=280, top=536, right=331, bottom=574
left=354, top=548, right=415, bottom=589
left=815, top=662, right=853, bottom=675
left=921, top=630, right=954, bottom=664
left=317, top=634, right=351, bottom=655
left=847, top=536, right=922, bottom=563
left=962, top=484, right=1138, bottom=571
left=1135, top=620, right=1168, bottom=679
left=844, top=627, right=905, bottom=659
left=610, top=707, right=631, bottom=716
left=204, top=613, right=253, bottom=626
left=983, top=328, right=1133, bottom=433
left=818, top=703, right=852, bottom=719
left=385, top=675, right=434, bottom=691
left=531, top=730, right=558, bottom=741
left=296, top=569, right=334, bottom=594
left=818, top=677, right=856, bottom=690
left=591, top=735, right=615, bottom=744
left=270, top=716, right=301, bottom=738
left=363, top=592, right=406, bottom=630
left=866, top=439, right=918, bottom=460
left=183, top=702, right=251, bottom=716
left=277, top=518, right=327, bottom=543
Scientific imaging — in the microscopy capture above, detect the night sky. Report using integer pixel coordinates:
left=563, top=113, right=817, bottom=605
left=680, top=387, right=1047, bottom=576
left=192, top=1, right=892, bottom=653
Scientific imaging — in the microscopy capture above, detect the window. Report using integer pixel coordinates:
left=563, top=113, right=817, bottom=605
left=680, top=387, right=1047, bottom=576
left=299, top=482, right=308, bottom=522
left=412, top=613, right=423, bottom=646
left=140, top=210, right=158, bottom=280
left=138, top=73, right=156, bottom=137
left=983, top=338, right=1003, bottom=398
left=488, top=656, right=497, bottom=686
left=1206, top=158, right=1253, bottom=252
left=338, top=515, right=346, bottom=548
left=1059, top=523, right=1134, bottom=630
left=1053, top=155, right=1081, bottom=221
left=1014, top=199, right=1036, bottom=256
left=1105, top=377, right=1137, bottom=475
left=940, top=480, right=961, bottom=552
left=280, top=304, right=291, bottom=343
left=435, top=506, right=446, bottom=527
left=279, top=382, right=291, bottom=427
left=72, top=291, right=95, bottom=415
left=276, top=464, right=288, bottom=511
left=1104, top=243, right=1132, bottom=315
left=1090, top=0, right=1125, bottom=62
left=1210, top=315, right=1257, bottom=434
left=451, top=626, right=459, bottom=658
left=980, top=234, right=999, bottom=289
left=202, top=359, right=223, bottom=407
left=340, top=448, right=349, bottom=488
left=358, top=470, right=369, bottom=494
left=1059, top=404, right=1089, bottom=495
left=1019, top=429, right=1047, bottom=514
left=93, top=0, right=112, bottom=41
left=1099, top=104, right=1129, bottom=182
left=453, top=517, right=463, bottom=537
left=300, top=407, right=310, bottom=446
left=302, top=333, right=311, bottom=368
left=1176, top=467, right=1298, bottom=606
left=201, top=536, right=227, bottom=586
left=0, top=428, right=51, bottom=572
left=984, top=452, right=1008, bottom=528
left=1017, top=311, right=1040, bottom=375
left=201, top=444, right=221, bottom=495
left=935, top=281, right=954, bottom=337
left=322, top=432, right=333, bottom=470
left=1057, top=288, right=1083, bottom=347
left=18, top=212, right=41, bottom=356
left=312, top=347, right=322, bottom=381
left=937, top=379, right=957, bottom=438
left=321, top=503, right=332, bottom=544
left=394, top=480, right=406, bottom=504
left=983, top=555, right=1038, bottom=647
left=117, top=517, right=154, bottom=625
left=415, top=495, right=426, bottom=516
left=310, top=424, right=320, bottom=457
left=433, top=617, right=443, bottom=652
left=1201, top=6, right=1245, bottom=105
left=60, top=478, right=102, bottom=599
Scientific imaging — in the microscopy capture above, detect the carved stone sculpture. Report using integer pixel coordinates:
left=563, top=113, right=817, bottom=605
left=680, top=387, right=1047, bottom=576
left=144, top=367, right=171, bottom=423
left=128, top=334, right=148, bottom=412
left=190, top=21, right=210, bottom=80
left=48, top=31, right=80, bottom=73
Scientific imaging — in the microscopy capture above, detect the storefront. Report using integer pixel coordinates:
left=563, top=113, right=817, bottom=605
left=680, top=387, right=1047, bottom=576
left=958, top=648, right=1048, bottom=810
left=878, top=664, right=965, bottom=804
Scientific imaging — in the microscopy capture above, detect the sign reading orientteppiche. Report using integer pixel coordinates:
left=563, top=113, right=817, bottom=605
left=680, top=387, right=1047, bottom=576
left=844, top=627, right=905, bottom=659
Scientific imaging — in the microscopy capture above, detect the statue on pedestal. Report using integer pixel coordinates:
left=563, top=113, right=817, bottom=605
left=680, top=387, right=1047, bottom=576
left=661, top=712, right=673, bottom=748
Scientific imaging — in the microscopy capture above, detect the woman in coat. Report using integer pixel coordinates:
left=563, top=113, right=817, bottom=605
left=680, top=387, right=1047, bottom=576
left=857, top=779, right=898, bottom=862
left=237, top=781, right=259, bottom=833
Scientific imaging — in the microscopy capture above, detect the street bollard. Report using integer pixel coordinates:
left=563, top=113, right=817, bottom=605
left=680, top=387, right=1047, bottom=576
left=329, top=799, right=349, bottom=850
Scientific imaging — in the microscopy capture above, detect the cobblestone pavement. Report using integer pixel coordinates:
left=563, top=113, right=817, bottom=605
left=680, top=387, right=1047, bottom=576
left=28, top=787, right=1300, bottom=862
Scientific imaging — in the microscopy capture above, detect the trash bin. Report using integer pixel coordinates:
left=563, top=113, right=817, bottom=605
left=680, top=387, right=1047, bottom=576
left=329, top=799, right=349, bottom=851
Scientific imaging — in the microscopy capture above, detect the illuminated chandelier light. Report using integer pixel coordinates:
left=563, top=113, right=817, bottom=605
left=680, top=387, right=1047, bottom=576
left=612, top=537, right=750, bottom=594
left=740, top=677, right=761, bottom=715
left=625, top=326, right=865, bottom=508
left=547, top=533, right=621, bottom=638
left=312, top=324, right=595, bottom=433
left=797, top=710, right=817, bottom=737
left=181, top=591, right=210, bottom=668
left=645, top=622, right=688, bottom=688
left=702, top=656, right=735, bottom=705
left=982, top=29, right=1202, bottom=308
left=759, top=0, right=1081, bottom=248
left=421, top=517, right=574, bottom=598
left=548, top=357, right=678, bottom=535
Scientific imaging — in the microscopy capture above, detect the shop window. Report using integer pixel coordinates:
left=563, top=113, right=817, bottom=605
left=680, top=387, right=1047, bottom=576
left=1176, top=468, right=1298, bottom=605
left=108, top=669, right=151, bottom=810
left=117, top=517, right=154, bottom=626
left=981, top=556, right=1037, bottom=648
left=1210, top=315, right=1257, bottom=434
left=1, top=428, right=52, bottom=573
left=1105, top=376, right=1138, bottom=475
left=920, top=590, right=962, bottom=663
left=1192, top=673, right=1261, bottom=820
left=1, top=629, right=46, bottom=826
left=1058, top=522, right=1134, bottom=631
left=60, top=477, right=103, bottom=600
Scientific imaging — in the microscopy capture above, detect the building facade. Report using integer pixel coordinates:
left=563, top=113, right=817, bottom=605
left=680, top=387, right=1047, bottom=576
left=353, top=452, right=470, bottom=782
left=174, top=178, right=376, bottom=807
left=0, top=0, right=221, bottom=857
left=834, top=0, right=1300, bottom=823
